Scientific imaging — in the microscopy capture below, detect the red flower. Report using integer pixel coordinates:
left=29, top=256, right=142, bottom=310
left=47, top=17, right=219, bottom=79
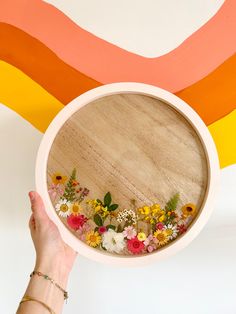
left=156, top=222, right=164, bottom=230
left=98, top=226, right=107, bottom=234
left=127, top=237, right=145, bottom=254
left=67, top=214, right=88, bottom=230
left=177, top=224, right=187, bottom=234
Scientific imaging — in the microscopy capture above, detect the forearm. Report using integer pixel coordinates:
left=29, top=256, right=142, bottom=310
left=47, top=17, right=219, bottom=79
left=16, top=259, right=70, bottom=314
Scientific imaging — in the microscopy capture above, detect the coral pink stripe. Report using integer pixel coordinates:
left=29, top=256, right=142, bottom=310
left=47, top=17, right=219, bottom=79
left=0, top=0, right=235, bottom=92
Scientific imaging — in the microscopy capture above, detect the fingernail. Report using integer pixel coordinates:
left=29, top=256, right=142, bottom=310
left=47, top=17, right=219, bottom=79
left=29, top=191, right=35, bottom=201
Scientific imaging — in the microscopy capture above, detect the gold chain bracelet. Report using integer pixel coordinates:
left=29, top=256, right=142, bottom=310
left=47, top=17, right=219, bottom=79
left=20, top=295, right=56, bottom=314
left=30, top=270, right=68, bottom=300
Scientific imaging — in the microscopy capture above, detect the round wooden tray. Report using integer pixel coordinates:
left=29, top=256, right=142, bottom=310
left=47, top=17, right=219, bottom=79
left=35, top=83, right=219, bottom=266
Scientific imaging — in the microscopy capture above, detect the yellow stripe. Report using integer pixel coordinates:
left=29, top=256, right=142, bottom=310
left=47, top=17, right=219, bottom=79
left=0, top=61, right=63, bottom=133
left=0, top=60, right=235, bottom=168
left=208, top=110, right=236, bottom=168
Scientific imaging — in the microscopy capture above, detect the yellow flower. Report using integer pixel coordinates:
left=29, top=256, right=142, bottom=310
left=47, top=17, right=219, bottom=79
left=138, top=206, right=150, bottom=215
left=89, top=199, right=99, bottom=206
left=95, top=205, right=101, bottom=212
left=154, top=230, right=169, bottom=246
left=70, top=202, right=82, bottom=216
left=151, top=203, right=161, bottom=215
left=137, top=232, right=147, bottom=241
left=181, top=203, right=196, bottom=217
left=86, top=231, right=101, bottom=247
left=51, top=172, right=67, bottom=184
left=159, top=214, right=166, bottom=222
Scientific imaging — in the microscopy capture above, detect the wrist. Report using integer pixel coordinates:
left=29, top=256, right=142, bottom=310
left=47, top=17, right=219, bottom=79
left=34, top=258, right=70, bottom=289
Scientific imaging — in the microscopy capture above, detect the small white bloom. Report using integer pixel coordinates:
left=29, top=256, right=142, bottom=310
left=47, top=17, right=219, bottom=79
left=55, top=199, right=72, bottom=217
left=102, top=229, right=126, bottom=253
left=164, top=224, right=178, bottom=240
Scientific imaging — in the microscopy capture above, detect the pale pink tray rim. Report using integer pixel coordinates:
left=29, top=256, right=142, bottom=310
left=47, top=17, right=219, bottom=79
left=35, top=82, right=220, bottom=267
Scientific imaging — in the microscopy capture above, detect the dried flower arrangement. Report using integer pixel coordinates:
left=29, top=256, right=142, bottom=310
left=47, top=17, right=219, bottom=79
left=48, top=168, right=197, bottom=255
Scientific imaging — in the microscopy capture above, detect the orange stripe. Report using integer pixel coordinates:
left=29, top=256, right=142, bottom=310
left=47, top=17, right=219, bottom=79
left=0, top=23, right=235, bottom=126
left=176, top=54, right=236, bottom=125
left=0, top=0, right=235, bottom=92
left=0, top=23, right=100, bottom=105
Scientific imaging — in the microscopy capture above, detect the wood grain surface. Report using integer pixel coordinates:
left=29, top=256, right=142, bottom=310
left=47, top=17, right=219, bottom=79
left=47, top=93, right=208, bottom=238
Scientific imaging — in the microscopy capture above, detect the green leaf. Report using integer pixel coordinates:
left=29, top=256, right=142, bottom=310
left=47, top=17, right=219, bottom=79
left=104, top=192, right=112, bottom=207
left=94, top=214, right=103, bottom=226
left=108, top=204, right=118, bottom=211
left=165, top=193, right=180, bottom=211
left=106, top=224, right=116, bottom=230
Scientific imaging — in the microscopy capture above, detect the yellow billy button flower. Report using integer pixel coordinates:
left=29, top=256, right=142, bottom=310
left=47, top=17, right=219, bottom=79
left=137, top=232, right=147, bottom=241
left=181, top=203, right=196, bottom=217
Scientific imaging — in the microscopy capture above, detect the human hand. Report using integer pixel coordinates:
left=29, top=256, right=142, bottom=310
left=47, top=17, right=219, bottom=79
left=28, top=191, right=77, bottom=281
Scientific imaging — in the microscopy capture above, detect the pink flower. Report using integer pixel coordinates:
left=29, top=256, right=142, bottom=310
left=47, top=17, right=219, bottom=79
left=127, top=237, right=145, bottom=254
left=123, top=226, right=137, bottom=239
left=77, top=222, right=92, bottom=241
left=67, top=214, right=88, bottom=231
left=144, top=234, right=154, bottom=246
left=144, top=235, right=158, bottom=252
left=98, top=226, right=107, bottom=234
left=48, top=183, right=64, bottom=202
left=147, top=245, right=154, bottom=253
left=156, top=222, right=165, bottom=230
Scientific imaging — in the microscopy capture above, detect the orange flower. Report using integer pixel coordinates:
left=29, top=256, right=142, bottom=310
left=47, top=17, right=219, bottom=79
left=181, top=203, right=196, bottom=217
left=51, top=172, right=67, bottom=184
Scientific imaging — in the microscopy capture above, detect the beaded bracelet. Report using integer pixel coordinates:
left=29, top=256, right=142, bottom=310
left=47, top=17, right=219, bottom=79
left=20, top=295, right=56, bottom=314
left=30, top=270, right=68, bottom=301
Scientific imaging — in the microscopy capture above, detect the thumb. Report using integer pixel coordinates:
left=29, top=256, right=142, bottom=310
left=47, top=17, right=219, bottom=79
left=29, top=191, right=49, bottom=222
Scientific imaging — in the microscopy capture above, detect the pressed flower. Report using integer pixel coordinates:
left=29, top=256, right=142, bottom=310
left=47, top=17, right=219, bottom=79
left=72, top=179, right=79, bottom=186
left=70, top=202, right=82, bottom=216
left=156, top=222, right=165, bottom=230
left=98, top=226, right=107, bottom=234
left=123, top=226, right=137, bottom=239
left=55, top=199, right=71, bottom=217
left=67, top=214, right=88, bottom=230
left=164, top=224, right=178, bottom=240
left=86, top=231, right=102, bottom=247
left=137, top=232, right=147, bottom=241
left=177, top=223, right=187, bottom=234
left=158, top=214, right=166, bottom=222
left=147, top=245, right=154, bottom=253
left=117, top=209, right=137, bottom=224
left=77, top=222, right=92, bottom=241
left=181, top=203, right=196, bottom=217
left=138, top=206, right=150, bottom=215
left=150, top=203, right=161, bottom=215
left=48, top=183, right=64, bottom=202
left=102, top=229, right=126, bottom=253
left=51, top=172, right=67, bottom=185
left=153, top=230, right=169, bottom=246
left=127, top=237, right=145, bottom=254
left=144, top=234, right=158, bottom=247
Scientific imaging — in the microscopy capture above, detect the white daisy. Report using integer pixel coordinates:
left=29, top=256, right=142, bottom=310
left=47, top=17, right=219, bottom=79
left=102, top=229, right=126, bottom=253
left=55, top=199, right=72, bottom=217
left=164, top=224, right=178, bottom=240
